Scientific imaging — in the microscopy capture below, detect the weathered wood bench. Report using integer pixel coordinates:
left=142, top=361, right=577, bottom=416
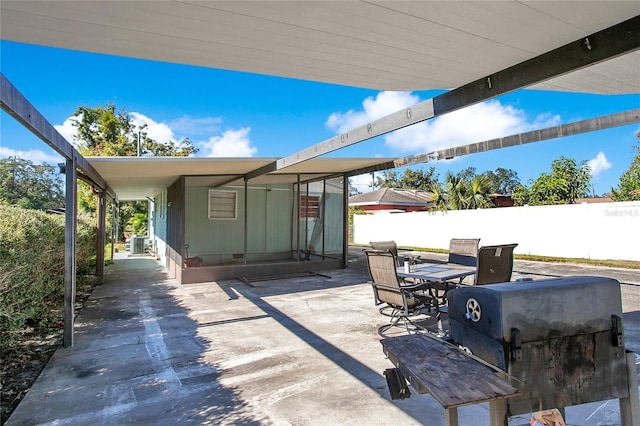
left=381, top=333, right=520, bottom=426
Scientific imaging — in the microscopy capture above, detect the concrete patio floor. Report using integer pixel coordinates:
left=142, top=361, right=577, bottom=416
left=6, top=248, right=640, bottom=425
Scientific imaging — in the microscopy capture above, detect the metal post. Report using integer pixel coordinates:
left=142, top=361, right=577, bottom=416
left=304, top=183, right=309, bottom=256
left=114, top=202, right=120, bottom=253
left=295, top=175, right=300, bottom=261
left=63, top=156, right=77, bottom=347
left=244, top=178, right=248, bottom=265
left=321, top=179, right=326, bottom=259
left=342, top=176, right=348, bottom=268
left=96, top=190, right=106, bottom=284
left=110, top=201, right=116, bottom=261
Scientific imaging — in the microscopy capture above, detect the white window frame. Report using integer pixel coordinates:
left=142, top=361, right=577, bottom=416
left=208, top=189, right=237, bottom=220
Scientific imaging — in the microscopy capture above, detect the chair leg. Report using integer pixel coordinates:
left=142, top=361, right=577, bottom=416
left=378, top=311, right=406, bottom=336
left=378, top=313, right=423, bottom=337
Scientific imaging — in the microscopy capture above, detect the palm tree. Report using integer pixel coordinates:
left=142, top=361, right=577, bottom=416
left=429, top=184, right=449, bottom=211
left=467, top=176, right=493, bottom=209
left=445, top=172, right=467, bottom=210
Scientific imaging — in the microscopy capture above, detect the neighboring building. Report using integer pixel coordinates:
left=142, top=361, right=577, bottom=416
left=349, top=188, right=433, bottom=214
left=576, top=197, right=613, bottom=204
left=490, top=194, right=515, bottom=207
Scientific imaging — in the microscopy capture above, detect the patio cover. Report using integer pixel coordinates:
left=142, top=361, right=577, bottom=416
left=1, top=1, right=638, bottom=94
left=88, top=156, right=395, bottom=200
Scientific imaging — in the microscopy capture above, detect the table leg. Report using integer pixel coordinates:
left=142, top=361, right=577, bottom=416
left=444, top=407, right=458, bottom=426
left=620, top=350, right=639, bottom=426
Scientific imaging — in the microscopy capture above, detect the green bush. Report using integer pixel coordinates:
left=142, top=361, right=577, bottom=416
left=0, top=205, right=96, bottom=349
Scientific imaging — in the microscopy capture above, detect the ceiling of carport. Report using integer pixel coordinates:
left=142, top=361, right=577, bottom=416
left=1, top=1, right=638, bottom=94
left=88, top=157, right=394, bottom=200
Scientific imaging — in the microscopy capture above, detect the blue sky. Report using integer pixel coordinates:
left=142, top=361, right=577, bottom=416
left=1, top=40, right=638, bottom=195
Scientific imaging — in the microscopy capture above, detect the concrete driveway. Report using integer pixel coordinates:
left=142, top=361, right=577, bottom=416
left=7, top=248, right=640, bottom=425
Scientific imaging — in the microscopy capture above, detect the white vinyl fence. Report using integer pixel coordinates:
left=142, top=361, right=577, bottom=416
left=353, top=201, right=640, bottom=261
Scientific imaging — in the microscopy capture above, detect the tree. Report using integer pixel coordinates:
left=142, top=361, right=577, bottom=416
left=429, top=184, right=449, bottom=212
left=373, top=170, right=400, bottom=189
left=70, top=103, right=199, bottom=240
left=441, top=172, right=493, bottom=210
left=466, top=175, right=493, bottom=209
left=516, top=156, right=591, bottom=206
left=374, top=167, right=439, bottom=191
left=511, top=184, right=530, bottom=206
left=444, top=172, right=467, bottom=210
left=71, top=104, right=198, bottom=157
left=611, top=134, right=640, bottom=201
left=482, top=167, right=520, bottom=195
left=0, top=157, right=64, bottom=210
left=456, top=167, right=477, bottom=184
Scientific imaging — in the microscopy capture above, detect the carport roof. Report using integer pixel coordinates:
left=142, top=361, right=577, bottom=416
left=1, top=1, right=638, bottom=94
left=88, top=156, right=394, bottom=200
left=2, top=2, right=638, bottom=202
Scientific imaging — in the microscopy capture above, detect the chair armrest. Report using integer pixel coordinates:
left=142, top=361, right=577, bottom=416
left=371, top=282, right=425, bottom=293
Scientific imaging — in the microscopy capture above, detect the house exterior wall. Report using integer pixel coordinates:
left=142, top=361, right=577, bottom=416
left=150, top=188, right=168, bottom=265
left=148, top=176, right=347, bottom=283
left=166, top=177, right=185, bottom=280
left=353, top=201, right=640, bottom=261
left=183, top=184, right=293, bottom=264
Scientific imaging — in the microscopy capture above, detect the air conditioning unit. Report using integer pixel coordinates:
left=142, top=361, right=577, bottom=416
left=132, top=236, right=146, bottom=254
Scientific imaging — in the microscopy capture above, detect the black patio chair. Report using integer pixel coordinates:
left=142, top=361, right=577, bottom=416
left=369, top=240, right=421, bottom=266
left=475, top=243, right=519, bottom=285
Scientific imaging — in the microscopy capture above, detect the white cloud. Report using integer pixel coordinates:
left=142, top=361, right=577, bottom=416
left=54, top=116, right=79, bottom=146
left=130, top=112, right=175, bottom=143
left=53, top=110, right=257, bottom=158
left=587, top=151, right=612, bottom=177
left=326, top=91, right=420, bottom=134
left=0, top=146, right=62, bottom=164
left=327, top=92, right=562, bottom=155
left=201, top=127, right=257, bottom=157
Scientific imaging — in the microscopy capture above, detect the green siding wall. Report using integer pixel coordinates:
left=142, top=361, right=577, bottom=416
left=184, top=185, right=292, bottom=263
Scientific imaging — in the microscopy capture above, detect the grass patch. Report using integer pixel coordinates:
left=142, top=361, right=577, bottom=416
left=512, top=254, right=640, bottom=270
left=354, top=243, right=640, bottom=270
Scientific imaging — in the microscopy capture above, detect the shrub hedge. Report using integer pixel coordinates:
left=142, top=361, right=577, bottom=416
left=0, top=205, right=97, bottom=349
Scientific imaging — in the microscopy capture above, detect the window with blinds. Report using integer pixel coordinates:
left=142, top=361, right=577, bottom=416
left=208, top=190, right=237, bottom=220
left=299, top=195, right=320, bottom=218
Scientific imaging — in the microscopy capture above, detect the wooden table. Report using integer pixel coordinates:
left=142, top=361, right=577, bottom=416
left=381, top=333, right=521, bottom=426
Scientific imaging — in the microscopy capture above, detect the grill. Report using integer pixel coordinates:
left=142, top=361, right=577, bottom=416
left=447, top=276, right=629, bottom=415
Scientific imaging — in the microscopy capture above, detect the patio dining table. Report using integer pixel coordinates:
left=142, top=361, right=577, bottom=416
left=396, top=262, right=476, bottom=321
